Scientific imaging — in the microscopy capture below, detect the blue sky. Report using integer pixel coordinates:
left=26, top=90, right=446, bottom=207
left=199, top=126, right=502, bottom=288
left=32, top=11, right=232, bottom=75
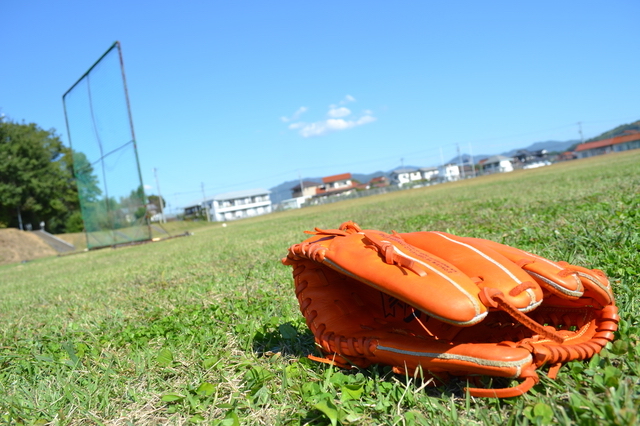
left=2, top=1, right=639, bottom=213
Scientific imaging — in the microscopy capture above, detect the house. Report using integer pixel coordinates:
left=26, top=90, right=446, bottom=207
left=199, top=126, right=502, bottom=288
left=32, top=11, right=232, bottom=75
left=420, top=167, right=439, bottom=181
left=513, top=149, right=547, bottom=164
left=437, top=164, right=460, bottom=182
left=290, top=181, right=322, bottom=198
left=322, top=173, right=354, bottom=192
left=481, top=155, right=514, bottom=174
left=556, top=151, right=577, bottom=162
left=280, top=197, right=306, bottom=210
left=281, top=181, right=322, bottom=210
left=183, top=202, right=207, bottom=219
left=369, top=176, right=390, bottom=187
left=390, top=168, right=422, bottom=186
left=512, top=149, right=550, bottom=169
left=574, top=131, right=640, bottom=159
left=315, top=173, right=355, bottom=195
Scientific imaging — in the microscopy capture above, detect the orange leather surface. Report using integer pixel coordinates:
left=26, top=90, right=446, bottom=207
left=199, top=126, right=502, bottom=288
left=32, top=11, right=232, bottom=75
left=283, top=222, right=618, bottom=397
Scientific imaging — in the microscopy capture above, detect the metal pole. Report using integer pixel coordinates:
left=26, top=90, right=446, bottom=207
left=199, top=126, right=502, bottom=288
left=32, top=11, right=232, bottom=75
left=468, top=142, right=476, bottom=178
left=577, top=122, right=585, bottom=144
left=298, top=170, right=304, bottom=197
left=154, top=168, right=166, bottom=223
left=201, top=182, right=211, bottom=222
left=457, top=144, right=465, bottom=179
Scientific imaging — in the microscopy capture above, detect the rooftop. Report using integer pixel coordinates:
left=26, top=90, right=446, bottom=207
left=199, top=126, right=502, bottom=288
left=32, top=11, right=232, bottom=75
left=575, top=131, right=640, bottom=152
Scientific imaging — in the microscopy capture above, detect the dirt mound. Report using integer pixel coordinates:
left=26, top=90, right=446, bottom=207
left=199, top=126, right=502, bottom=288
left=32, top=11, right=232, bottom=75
left=0, top=228, right=58, bottom=265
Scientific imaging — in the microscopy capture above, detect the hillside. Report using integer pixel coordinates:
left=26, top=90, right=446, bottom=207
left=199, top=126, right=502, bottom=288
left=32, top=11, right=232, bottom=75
left=585, top=120, right=640, bottom=142
left=0, top=228, right=57, bottom=265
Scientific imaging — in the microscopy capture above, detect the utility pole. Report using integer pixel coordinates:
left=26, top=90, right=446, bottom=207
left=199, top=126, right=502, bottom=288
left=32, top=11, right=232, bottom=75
left=201, top=182, right=211, bottom=222
left=457, top=144, right=465, bottom=179
left=153, top=168, right=166, bottom=223
left=577, top=122, right=585, bottom=144
left=468, top=142, right=476, bottom=178
left=298, top=170, right=304, bottom=198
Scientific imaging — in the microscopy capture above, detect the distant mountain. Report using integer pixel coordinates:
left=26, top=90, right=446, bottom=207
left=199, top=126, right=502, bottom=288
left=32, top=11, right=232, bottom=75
left=446, top=153, right=487, bottom=165
left=447, top=140, right=578, bottom=165
left=352, top=171, right=388, bottom=184
left=269, top=171, right=390, bottom=205
left=501, top=140, right=579, bottom=157
left=585, top=120, right=640, bottom=142
left=269, top=179, right=319, bottom=205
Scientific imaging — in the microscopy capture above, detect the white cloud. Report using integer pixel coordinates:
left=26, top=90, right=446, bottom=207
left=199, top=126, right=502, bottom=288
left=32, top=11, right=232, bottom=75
left=297, top=115, right=377, bottom=138
left=280, top=106, right=308, bottom=123
left=330, top=96, right=356, bottom=109
left=284, top=96, right=375, bottom=137
left=327, top=107, right=351, bottom=118
left=356, top=115, right=376, bottom=125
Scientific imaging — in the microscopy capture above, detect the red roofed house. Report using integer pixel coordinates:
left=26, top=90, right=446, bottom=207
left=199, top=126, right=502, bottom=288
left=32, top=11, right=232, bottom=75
left=290, top=181, right=322, bottom=198
left=369, top=176, right=390, bottom=188
left=316, top=173, right=355, bottom=196
left=574, top=131, right=640, bottom=159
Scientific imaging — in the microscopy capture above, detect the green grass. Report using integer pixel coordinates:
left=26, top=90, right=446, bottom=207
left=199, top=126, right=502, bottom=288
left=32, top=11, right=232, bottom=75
left=1, top=150, right=639, bottom=425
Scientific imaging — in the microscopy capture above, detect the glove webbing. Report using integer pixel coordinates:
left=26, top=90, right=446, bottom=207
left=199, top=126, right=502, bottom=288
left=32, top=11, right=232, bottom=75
left=465, top=366, right=540, bottom=398
left=479, top=288, right=566, bottom=343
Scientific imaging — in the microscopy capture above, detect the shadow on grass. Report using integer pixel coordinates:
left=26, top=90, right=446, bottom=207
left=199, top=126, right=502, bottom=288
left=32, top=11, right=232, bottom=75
left=253, top=320, right=540, bottom=404
left=252, top=321, right=316, bottom=358
left=251, top=319, right=541, bottom=405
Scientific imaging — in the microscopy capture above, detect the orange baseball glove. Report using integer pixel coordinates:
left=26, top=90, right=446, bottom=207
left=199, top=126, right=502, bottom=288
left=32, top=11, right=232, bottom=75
left=282, top=221, right=618, bottom=398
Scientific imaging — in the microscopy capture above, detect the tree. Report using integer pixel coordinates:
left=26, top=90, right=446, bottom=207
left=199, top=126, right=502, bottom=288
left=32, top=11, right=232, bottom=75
left=147, top=195, right=166, bottom=211
left=0, top=119, right=85, bottom=233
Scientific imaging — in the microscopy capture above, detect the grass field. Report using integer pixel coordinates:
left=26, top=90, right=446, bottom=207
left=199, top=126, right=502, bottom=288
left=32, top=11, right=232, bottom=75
left=1, top=150, right=639, bottom=425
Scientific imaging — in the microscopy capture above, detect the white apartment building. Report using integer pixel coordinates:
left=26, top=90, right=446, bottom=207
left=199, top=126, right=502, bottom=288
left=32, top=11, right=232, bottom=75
left=210, top=188, right=272, bottom=222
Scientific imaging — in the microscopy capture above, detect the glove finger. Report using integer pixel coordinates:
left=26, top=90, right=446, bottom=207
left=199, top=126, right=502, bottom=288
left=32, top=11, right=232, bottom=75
left=461, top=238, right=613, bottom=308
left=289, top=229, right=489, bottom=326
left=556, top=262, right=613, bottom=308
left=401, top=232, right=543, bottom=313
left=459, top=237, right=584, bottom=298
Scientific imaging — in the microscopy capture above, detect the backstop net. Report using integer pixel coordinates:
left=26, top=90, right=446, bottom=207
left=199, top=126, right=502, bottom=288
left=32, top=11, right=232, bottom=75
left=63, top=41, right=151, bottom=249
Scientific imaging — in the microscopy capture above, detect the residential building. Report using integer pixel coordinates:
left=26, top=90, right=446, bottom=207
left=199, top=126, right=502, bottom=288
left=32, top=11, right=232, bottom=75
left=291, top=181, right=322, bottom=198
left=437, top=164, right=460, bottom=182
left=574, top=131, right=640, bottom=159
left=390, top=168, right=422, bottom=186
left=512, top=149, right=550, bottom=169
left=557, top=151, right=577, bottom=162
left=315, top=173, right=355, bottom=195
left=183, top=202, right=207, bottom=219
left=369, top=176, right=390, bottom=187
left=420, top=167, right=439, bottom=181
left=280, top=197, right=306, bottom=210
left=210, top=188, right=272, bottom=222
left=480, top=155, right=514, bottom=174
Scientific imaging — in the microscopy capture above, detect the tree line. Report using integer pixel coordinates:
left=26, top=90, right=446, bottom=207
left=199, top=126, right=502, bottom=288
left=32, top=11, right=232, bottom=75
left=0, top=118, right=163, bottom=234
left=0, top=119, right=84, bottom=233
